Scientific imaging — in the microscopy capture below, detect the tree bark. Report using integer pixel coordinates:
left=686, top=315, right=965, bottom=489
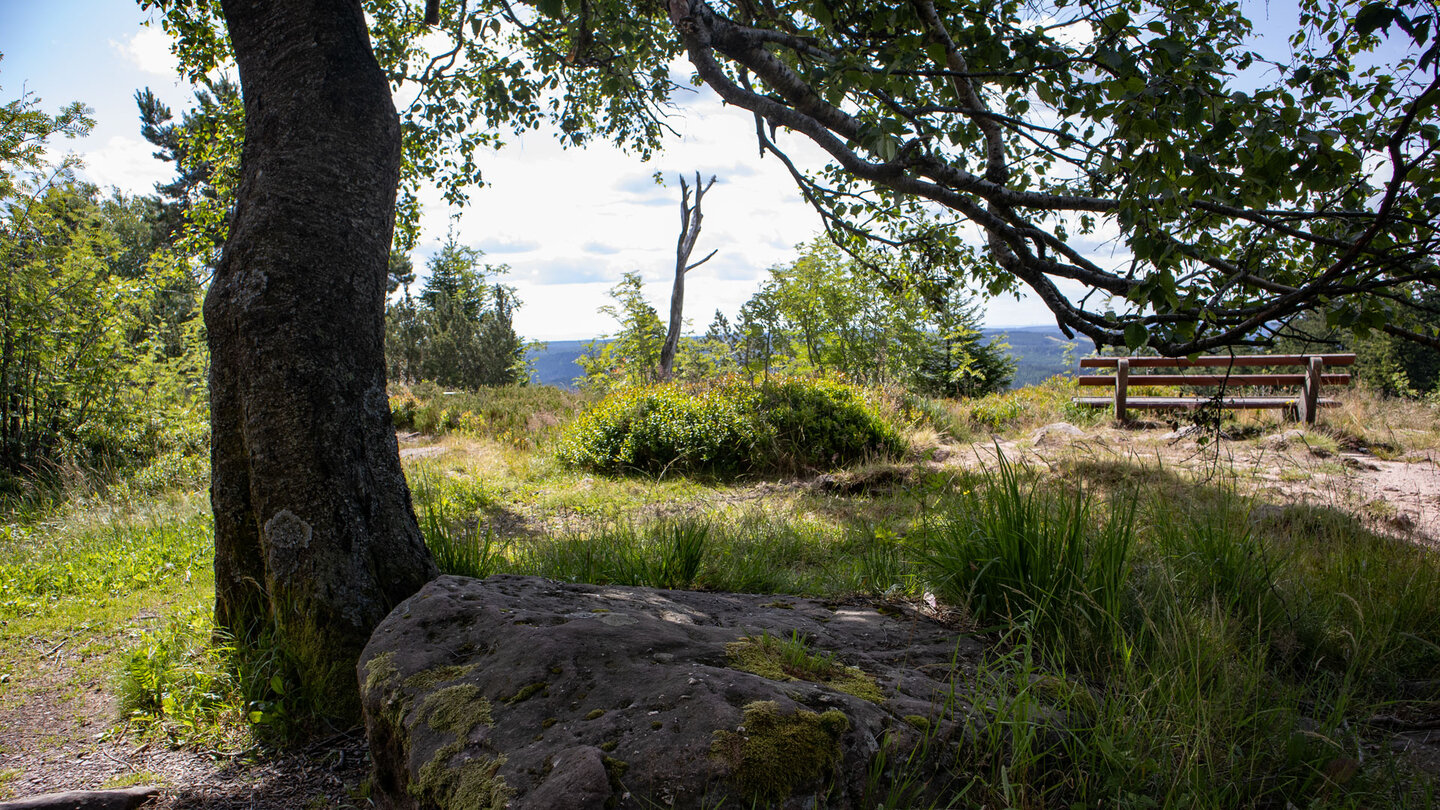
left=658, top=173, right=716, bottom=381
left=210, top=0, right=437, bottom=720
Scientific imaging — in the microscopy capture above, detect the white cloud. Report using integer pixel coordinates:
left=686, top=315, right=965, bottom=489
left=78, top=135, right=170, bottom=195
left=397, top=60, right=1075, bottom=340
left=110, top=26, right=179, bottom=78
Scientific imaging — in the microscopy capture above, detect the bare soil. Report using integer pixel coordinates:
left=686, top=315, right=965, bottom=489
left=1, top=424, right=1436, bottom=807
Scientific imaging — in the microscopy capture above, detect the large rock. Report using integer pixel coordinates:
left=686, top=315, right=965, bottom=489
left=360, top=575, right=985, bottom=809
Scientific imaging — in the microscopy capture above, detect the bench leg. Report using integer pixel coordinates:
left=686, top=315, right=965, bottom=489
left=1300, top=356, right=1323, bottom=425
left=1114, top=359, right=1129, bottom=423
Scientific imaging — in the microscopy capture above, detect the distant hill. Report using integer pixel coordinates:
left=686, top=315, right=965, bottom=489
left=988, top=325, right=1086, bottom=387
left=526, top=339, right=595, bottom=389
left=525, top=326, right=1085, bottom=390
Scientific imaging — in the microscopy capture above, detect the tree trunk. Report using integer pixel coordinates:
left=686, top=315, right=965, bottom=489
left=659, top=173, right=716, bottom=381
left=210, top=0, right=437, bottom=721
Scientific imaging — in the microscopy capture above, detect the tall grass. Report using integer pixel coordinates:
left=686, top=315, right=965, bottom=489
left=915, top=453, right=1136, bottom=668
left=389, top=382, right=590, bottom=447
left=905, top=454, right=1440, bottom=807
left=409, top=480, right=903, bottom=597
left=410, top=469, right=504, bottom=579
left=504, top=518, right=710, bottom=590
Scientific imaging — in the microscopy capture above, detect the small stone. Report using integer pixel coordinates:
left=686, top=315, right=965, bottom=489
left=1260, top=429, right=1307, bottom=448
left=1031, top=422, right=1086, bottom=444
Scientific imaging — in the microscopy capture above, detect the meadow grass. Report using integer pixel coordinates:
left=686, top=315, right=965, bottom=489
left=389, top=381, right=590, bottom=448
left=0, top=492, right=244, bottom=746
left=407, top=432, right=1439, bottom=807
left=1, top=379, right=1435, bottom=807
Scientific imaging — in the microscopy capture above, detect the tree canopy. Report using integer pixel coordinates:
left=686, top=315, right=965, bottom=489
left=714, top=237, right=1015, bottom=393
left=146, top=0, right=1440, bottom=356
left=1, top=62, right=208, bottom=489
left=661, top=0, right=1440, bottom=354
left=386, top=238, right=527, bottom=388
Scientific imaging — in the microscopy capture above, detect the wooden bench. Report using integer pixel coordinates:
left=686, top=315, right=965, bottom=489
left=1074, top=354, right=1356, bottom=424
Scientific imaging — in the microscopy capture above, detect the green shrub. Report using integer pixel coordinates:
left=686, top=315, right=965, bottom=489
left=118, top=605, right=245, bottom=745
left=554, top=377, right=903, bottom=476
left=755, top=378, right=905, bottom=469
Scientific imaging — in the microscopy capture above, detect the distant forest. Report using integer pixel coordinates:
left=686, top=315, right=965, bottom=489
left=528, top=326, right=1083, bottom=390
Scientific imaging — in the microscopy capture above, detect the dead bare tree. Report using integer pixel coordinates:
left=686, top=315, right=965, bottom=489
left=659, top=172, right=717, bottom=380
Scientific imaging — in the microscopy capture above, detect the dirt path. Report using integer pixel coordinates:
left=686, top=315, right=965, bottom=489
left=0, top=620, right=370, bottom=808
left=968, top=423, right=1439, bottom=546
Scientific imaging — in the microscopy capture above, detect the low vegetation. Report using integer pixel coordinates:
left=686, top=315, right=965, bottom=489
left=555, top=377, right=905, bottom=476
left=3, top=379, right=1438, bottom=806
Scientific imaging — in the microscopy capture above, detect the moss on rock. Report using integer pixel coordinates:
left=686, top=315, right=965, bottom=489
left=412, top=742, right=511, bottom=810
left=404, top=665, right=474, bottom=693
left=726, top=632, right=884, bottom=703
left=419, top=683, right=493, bottom=736
left=711, top=700, right=850, bottom=802
left=363, top=652, right=399, bottom=695
left=505, top=681, right=547, bottom=705
left=409, top=683, right=509, bottom=808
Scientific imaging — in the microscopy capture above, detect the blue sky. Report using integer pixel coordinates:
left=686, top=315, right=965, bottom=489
left=1, top=1, right=1326, bottom=342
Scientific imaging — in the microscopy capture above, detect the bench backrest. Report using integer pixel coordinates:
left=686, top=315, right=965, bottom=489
left=1077, top=354, right=1355, bottom=389
left=1079, top=354, right=1356, bottom=369
left=1076, top=354, right=1355, bottom=424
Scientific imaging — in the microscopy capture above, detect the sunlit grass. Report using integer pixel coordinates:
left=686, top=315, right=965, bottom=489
left=406, top=433, right=1440, bottom=807
left=1, top=378, right=1436, bottom=806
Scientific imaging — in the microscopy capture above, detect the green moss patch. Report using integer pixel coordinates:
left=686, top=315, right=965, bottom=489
left=726, top=631, right=884, bottom=703
left=505, top=681, right=547, bottom=705
left=711, top=700, right=849, bottom=802
left=409, top=683, right=508, bottom=808
left=363, top=652, right=398, bottom=695
left=404, top=665, right=473, bottom=693
left=412, top=746, right=510, bottom=810
left=903, top=714, right=931, bottom=731
left=419, top=683, right=493, bottom=735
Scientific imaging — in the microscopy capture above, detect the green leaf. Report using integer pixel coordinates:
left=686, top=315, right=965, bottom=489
left=270, top=674, right=286, bottom=695
left=1354, top=2, right=1395, bottom=37
left=1123, top=323, right=1148, bottom=349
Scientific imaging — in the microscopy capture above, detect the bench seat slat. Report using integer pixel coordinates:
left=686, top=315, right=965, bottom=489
left=1077, top=373, right=1351, bottom=387
left=1072, top=396, right=1338, bottom=409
